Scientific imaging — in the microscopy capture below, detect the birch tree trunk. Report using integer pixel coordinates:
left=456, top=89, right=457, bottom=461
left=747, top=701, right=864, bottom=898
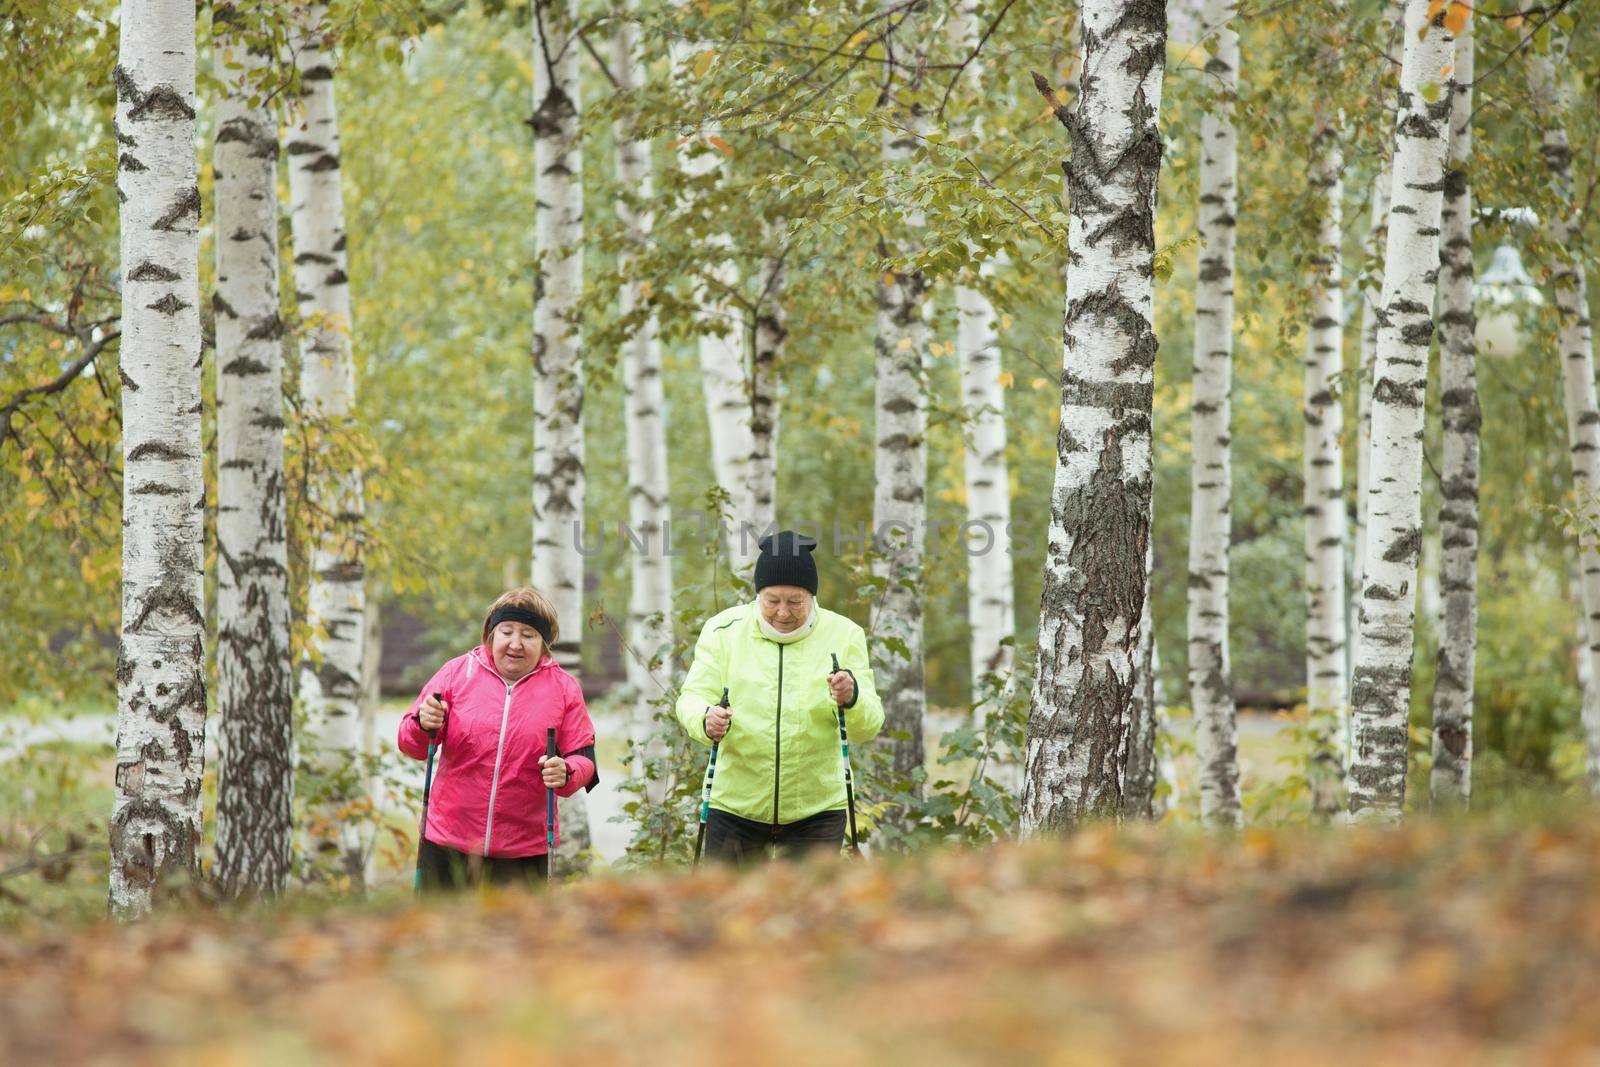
left=613, top=1, right=674, bottom=799
left=1429, top=20, right=1478, bottom=806
left=1529, top=38, right=1600, bottom=789
left=1350, top=179, right=1386, bottom=696
left=1186, top=0, right=1241, bottom=827
left=532, top=0, right=590, bottom=856
left=358, top=581, right=382, bottom=884
left=1123, top=538, right=1159, bottom=817
left=954, top=0, right=1016, bottom=726
left=668, top=8, right=756, bottom=564
left=958, top=271, right=1017, bottom=702
left=110, top=0, right=206, bottom=919
left=287, top=2, right=366, bottom=882
left=1303, top=69, right=1348, bottom=819
left=750, top=240, right=784, bottom=539
left=871, top=0, right=935, bottom=815
left=1348, top=0, right=1455, bottom=821
left=1349, top=0, right=1405, bottom=739
left=213, top=0, right=293, bottom=897
left=1021, top=1, right=1165, bottom=831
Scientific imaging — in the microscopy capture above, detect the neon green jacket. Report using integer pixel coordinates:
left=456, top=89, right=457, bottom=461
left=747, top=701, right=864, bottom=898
left=675, top=601, right=884, bottom=825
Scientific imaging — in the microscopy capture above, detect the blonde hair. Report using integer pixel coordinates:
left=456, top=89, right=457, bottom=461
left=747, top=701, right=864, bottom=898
left=481, top=587, right=561, bottom=648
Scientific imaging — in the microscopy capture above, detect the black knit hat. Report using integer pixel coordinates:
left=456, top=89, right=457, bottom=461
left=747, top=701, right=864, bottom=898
left=754, top=530, right=819, bottom=594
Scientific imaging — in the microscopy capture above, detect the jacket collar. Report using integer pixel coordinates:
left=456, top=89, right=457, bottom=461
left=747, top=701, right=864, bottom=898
left=470, top=644, right=555, bottom=686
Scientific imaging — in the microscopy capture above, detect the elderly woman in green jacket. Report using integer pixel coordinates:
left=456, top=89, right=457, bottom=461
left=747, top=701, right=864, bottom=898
left=676, top=530, right=884, bottom=864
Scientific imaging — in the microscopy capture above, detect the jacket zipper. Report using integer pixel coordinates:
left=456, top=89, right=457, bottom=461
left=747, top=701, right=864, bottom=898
left=483, top=677, right=517, bottom=856
left=772, top=643, right=784, bottom=832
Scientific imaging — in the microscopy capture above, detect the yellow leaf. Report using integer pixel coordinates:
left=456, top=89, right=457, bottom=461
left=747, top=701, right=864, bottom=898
left=998, top=371, right=1015, bottom=388
left=1000, top=314, right=1013, bottom=330
left=846, top=30, right=871, bottom=48
left=1443, top=2, right=1470, bottom=35
left=692, top=50, right=715, bottom=78
left=708, top=134, right=734, bottom=156
left=1506, top=14, right=1524, bottom=30
left=897, top=337, right=912, bottom=351
left=1031, top=377, right=1050, bottom=390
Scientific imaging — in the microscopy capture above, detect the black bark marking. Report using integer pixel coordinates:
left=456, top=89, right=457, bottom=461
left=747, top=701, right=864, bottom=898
left=152, top=187, right=201, bottom=232
left=129, top=262, right=180, bottom=282
left=147, top=294, right=190, bottom=316
left=128, top=441, right=189, bottom=462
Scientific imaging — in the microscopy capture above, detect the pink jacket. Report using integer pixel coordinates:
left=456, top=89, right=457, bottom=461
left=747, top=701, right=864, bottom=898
left=398, top=646, right=597, bottom=858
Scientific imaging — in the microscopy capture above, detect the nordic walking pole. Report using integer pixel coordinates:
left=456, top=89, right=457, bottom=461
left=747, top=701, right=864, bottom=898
left=545, top=727, right=559, bottom=884
left=691, top=687, right=729, bottom=869
left=413, top=692, right=446, bottom=893
left=832, top=654, right=861, bottom=856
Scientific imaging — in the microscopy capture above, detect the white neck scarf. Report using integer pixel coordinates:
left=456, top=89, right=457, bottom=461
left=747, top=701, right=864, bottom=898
left=755, top=598, right=818, bottom=644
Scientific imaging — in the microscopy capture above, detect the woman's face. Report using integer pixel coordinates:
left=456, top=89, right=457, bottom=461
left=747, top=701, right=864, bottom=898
left=490, top=622, right=545, bottom=681
left=759, top=586, right=812, bottom=633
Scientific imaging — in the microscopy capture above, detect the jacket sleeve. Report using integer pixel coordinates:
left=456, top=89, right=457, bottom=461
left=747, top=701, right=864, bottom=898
left=840, top=624, right=884, bottom=744
left=674, top=615, right=727, bottom=747
left=398, top=660, right=455, bottom=760
left=555, top=676, right=598, bottom=796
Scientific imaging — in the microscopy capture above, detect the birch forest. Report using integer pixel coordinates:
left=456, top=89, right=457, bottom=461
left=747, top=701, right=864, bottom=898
left=5, top=0, right=1600, bottom=1060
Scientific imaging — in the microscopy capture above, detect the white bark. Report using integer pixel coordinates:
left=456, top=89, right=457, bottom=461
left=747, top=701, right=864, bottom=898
left=872, top=0, right=936, bottom=809
left=1124, top=537, right=1159, bottom=817
left=1350, top=179, right=1385, bottom=699
left=668, top=11, right=757, bottom=565
left=958, top=273, right=1017, bottom=695
left=532, top=0, right=590, bottom=857
left=1350, top=0, right=1407, bottom=742
left=287, top=2, right=366, bottom=881
left=1429, top=12, right=1478, bottom=810
left=110, top=0, right=206, bottom=919
left=1576, top=564, right=1595, bottom=728
left=750, top=241, right=784, bottom=539
left=1304, top=63, right=1347, bottom=818
left=358, top=581, right=382, bottom=883
left=954, top=0, right=1016, bottom=722
left=613, top=1, right=674, bottom=799
left=1530, top=39, right=1600, bottom=790
left=1022, top=0, right=1164, bottom=831
left=1348, top=0, right=1455, bottom=821
left=213, top=1, right=293, bottom=897
left=1186, top=0, right=1240, bottom=827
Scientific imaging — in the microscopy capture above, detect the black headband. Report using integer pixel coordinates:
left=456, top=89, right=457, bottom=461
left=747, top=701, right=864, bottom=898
left=488, top=606, right=552, bottom=645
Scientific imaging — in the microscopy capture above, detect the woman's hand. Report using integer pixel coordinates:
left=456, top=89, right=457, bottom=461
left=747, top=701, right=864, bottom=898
left=705, top=704, right=733, bottom=741
left=540, top=755, right=569, bottom=789
left=418, top=694, right=447, bottom=734
left=827, top=670, right=855, bottom=707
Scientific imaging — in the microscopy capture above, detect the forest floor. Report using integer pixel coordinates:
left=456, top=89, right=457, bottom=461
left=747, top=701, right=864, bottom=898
left=3, top=810, right=1599, bottom=1066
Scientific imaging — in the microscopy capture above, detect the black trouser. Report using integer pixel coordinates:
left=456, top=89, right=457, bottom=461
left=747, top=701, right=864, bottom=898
left=703, top=808, right=847, bottom=867
left=418, top=837, right=549, bottom=891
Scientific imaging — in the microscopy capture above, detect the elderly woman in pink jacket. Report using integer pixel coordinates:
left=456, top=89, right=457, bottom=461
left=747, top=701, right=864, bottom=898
left=398, top=587, right=598, bottom=889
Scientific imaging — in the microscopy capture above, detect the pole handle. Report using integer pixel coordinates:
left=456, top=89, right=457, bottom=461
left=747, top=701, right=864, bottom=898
left=429, top=692, right=446, bottom=738
left=546, top=726, right=559, bottom=759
